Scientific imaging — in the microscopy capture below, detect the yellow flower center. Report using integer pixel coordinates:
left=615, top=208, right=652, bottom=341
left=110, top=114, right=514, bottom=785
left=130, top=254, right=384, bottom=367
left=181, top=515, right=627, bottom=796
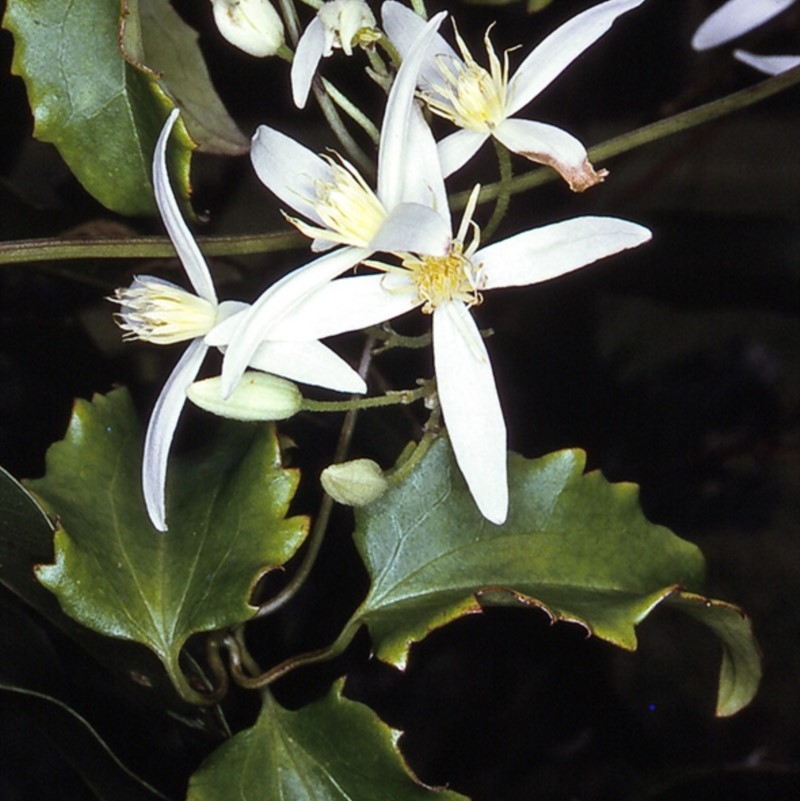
left=422, top=25, right=513, bottom=133
left=289, top=154, right=387, bottom=248
left=402, top=241, right=484, bottom=314
left=110, top=277, right=217, bottom=345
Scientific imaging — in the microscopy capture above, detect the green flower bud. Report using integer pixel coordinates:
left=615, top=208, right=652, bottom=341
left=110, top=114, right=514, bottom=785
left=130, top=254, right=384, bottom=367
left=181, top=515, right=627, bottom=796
left=321, top=459, right=388, bottom=507
left=187, top=371, right=302, bottom=421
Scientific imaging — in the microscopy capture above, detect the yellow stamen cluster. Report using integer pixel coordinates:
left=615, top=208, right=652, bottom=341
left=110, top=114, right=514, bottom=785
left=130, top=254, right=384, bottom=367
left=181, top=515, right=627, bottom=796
left=110, top=278, right=217, bottom=345
left=422, top=25, right=512, bottom=132
left=290, top=154, right=386, bottom=248
left=402, top=239, right=484, bottom=314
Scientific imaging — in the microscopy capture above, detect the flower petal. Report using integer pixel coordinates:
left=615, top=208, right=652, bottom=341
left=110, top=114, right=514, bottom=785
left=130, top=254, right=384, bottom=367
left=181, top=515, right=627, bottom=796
left=508, top=0, right=647, bottom=117
left=291, top=16, right=326, bottom=108
left=396, top=104, right=450, bottom=224
left=219, top=247, right=368, bottom=396
left=437, top=129, right=489, bottom=179
left=733, top=48, right=800, bottom=75
left=250, top=125, right=334, bottom=224
left=154, top=109, right=217, bottom=304
left=267, top=273, right=420, bottom=340
left=479, top=216, right=651, bottom=290
left=433, top=300, right=507, bottom=525
left=494, top=118, right=606, bottom=192
left=692, top=0, right=795, bottom=50
left=377, top=8, right=448, bottom=209
left=249, top=340, right=367, bottom=393
left=381, top=1, right=459, bottom=89
left=371, top=201, right=451, bottom=255
left=143, top=338, right=208, bottom=531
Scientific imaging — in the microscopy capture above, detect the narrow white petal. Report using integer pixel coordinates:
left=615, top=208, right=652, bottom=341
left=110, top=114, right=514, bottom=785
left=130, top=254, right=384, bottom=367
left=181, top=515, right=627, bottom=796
left=433, top=301, right=508, bottom=525
left=371, top=202, right=451, bottom=256
left=291, top=17, right=326, bottom=108
left=479, top=216, right=651, bottom=290
left=494, top=118, right=606, bottom=192
left=249, top=340, right=366, bottom=393
left=142, top=338, right=208, bottom=531
left=508, top=0, right=647, bottom=117
left=399, top=104, right=450, bottom=223
left=153, top=109, right=217, bottom=304
left=267, top=273, right=419, bottom=340
left=734, top=49, right=800, bottom=75
left=437, top=129, right=489, bottom=178
left=377, top=9, right=448, bottom=209
left=381, top=1, right=459, bottom=88
left=250, top=125, right=334, bottom=224
left=220, top=247, right=368, bottom=396
left=692, top=0, right=795, bottom=50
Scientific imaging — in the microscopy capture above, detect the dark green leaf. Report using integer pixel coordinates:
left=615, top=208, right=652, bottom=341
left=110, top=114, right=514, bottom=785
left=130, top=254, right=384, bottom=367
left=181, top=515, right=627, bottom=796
left=350, top=437, right=761, bottom=715
left=187, top=682, right=467, bottom=801
left=26, top=388, right=308, bottom=700
left=121, top=0, right=248, bottom=155
left=3, top=0, right=190, bottom=214
left=666, top=592, right=762, bottom=717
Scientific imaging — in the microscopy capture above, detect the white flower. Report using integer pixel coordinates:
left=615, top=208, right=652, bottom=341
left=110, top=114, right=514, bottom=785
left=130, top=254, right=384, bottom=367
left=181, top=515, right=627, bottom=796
left=382, top=0, right=647, bottom=190
left=692, top=0, right=799, bottom=74
left=229, top=172, right=652, bottom=524
left=111, top=109, right=365, bottom=531
left=292, top=0, right=382, bottom=108
left=216, top=11, right=452, bottom=397
left=210, top=0, right=285, bottom=57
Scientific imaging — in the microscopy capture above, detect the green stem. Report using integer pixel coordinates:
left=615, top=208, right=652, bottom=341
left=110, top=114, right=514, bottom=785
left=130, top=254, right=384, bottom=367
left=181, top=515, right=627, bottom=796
left=0, top=231, right=306, bottom=266
left=313, top=83, right=375, bottom=176
left=482, top=140, right=512, bottom=241
left=228, top=617, right=362, bottom=689
left=321, top=78, right=381, bottom=145
left=253, top=337, right=377, bottom=619
left=410, top=0, right=428, bottom=20
left=452, top=63, right=800, bottom=209
left=300, top=383, right=429, bottom=413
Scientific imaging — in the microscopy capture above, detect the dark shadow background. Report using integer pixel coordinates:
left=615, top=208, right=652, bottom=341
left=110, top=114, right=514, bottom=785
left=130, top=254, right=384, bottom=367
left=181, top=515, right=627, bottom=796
left=2, top=0, right=799, bottom=798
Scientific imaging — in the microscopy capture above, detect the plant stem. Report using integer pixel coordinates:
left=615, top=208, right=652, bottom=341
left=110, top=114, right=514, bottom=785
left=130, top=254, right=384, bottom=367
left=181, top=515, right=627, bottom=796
left=0, top=231, right=306, bottom=266
left=300, top=383, right=429, bottom=413
left=253, top=337, right=377, bottom=619
left=313, top=83, right=375, bottom=175
left=321, top=78, right=381, bottom=145
left=482, top=140, right=512, bottom=241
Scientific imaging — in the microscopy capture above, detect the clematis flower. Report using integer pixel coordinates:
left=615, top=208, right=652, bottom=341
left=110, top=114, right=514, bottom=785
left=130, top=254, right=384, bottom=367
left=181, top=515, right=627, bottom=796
left=110, top=109, right=365, bottom=531
left=692, top=0, right=800, bottom=74
left=381, top=0, right=647, bottom=189
left=217, top=10, right=452, bottom=397
left=227, top=168, right=652, bottom=524
left=210, top=0, right=285, bottom=57
left=292, top=0, right=382, bottom=108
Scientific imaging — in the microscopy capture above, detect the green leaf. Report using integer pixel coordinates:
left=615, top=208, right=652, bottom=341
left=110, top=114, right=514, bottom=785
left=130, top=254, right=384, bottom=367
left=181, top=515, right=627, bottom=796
left=350, top=437, right=761, bottom=715
left=26, top=388, right=308, bottom=700
left=187, top=682, right=467, bottom=801
left=121, top=0, right=248, bottom=155
left=666, top=592, right=762, bottom=717
left=3, top=0, right=188, bottom=214
left=0, top=462, right=228, bottom=722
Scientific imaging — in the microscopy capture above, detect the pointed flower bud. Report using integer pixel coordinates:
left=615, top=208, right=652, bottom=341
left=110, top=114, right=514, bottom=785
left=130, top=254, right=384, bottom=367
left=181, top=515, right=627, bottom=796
left=187, top=372, right=302, bottom=421
left=321, top=458, right=388, bottom=506
left=210, top=0, right=285, bottom=57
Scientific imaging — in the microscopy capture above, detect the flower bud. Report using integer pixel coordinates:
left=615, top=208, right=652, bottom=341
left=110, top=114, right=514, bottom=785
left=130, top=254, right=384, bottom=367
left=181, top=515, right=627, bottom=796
left=187, top=371, right=302, bottom=421
left=317, top=0, right=380, bottom=57
left=210, top=0, right=285, bottom=58
left=321, top=458, right=388, bottom=506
